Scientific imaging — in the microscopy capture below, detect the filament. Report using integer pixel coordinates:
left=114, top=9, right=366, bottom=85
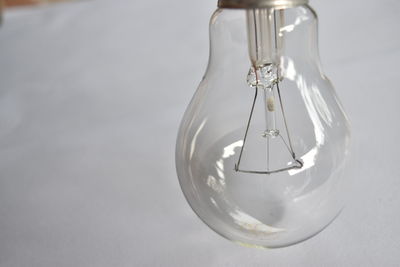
left=235, top=8, right=303, bottom=175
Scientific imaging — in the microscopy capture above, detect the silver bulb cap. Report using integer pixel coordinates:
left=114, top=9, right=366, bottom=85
left=218, top=0, right=309, bottom=8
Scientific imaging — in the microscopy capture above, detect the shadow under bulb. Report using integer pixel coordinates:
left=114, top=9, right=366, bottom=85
left=176, top=0, right=351, bottom=248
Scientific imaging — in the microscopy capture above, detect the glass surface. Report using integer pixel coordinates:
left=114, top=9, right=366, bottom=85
left=176, top=5, right=351, bottom=248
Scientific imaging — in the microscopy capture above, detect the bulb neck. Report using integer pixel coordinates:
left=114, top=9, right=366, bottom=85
left=218, top=0, right=308, bottom=9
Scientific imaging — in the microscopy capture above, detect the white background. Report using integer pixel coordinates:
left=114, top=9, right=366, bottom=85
left=0, top=0, right=399, bottom=266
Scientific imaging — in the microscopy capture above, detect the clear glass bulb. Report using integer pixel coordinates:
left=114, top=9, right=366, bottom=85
left=176, top=4, right=351, bottom=248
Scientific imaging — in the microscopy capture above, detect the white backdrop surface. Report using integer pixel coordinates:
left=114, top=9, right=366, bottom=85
left=0, top=0, right=399, bottom=266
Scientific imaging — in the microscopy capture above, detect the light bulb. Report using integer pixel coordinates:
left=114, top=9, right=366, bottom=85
left=176, top=0, right=351, bottom=248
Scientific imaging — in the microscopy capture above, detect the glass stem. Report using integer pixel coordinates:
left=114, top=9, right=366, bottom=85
left=264, top=86, right=277, bottom=134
